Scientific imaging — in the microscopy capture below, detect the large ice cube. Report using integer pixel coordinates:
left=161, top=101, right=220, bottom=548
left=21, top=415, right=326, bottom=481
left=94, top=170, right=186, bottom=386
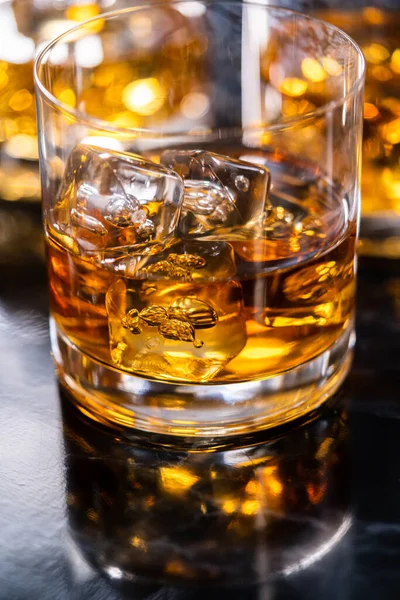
left=51, top=144, right=184, bottom=258
left=160, top=150, right=271, bottom=240
left=106, top=243, right=246, bottom=383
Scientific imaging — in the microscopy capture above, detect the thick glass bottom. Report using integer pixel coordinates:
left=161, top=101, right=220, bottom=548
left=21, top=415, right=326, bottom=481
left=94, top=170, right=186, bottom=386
left=51, top=318, right=354, bottom=437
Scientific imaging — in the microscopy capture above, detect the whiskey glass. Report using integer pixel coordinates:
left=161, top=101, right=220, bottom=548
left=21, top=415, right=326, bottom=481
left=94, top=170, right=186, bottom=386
left=35, top=2, right=365, bottom=437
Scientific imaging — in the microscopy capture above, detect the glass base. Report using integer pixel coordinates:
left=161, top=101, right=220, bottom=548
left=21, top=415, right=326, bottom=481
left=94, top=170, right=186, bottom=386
left=51, top=319, right=354, bottom=438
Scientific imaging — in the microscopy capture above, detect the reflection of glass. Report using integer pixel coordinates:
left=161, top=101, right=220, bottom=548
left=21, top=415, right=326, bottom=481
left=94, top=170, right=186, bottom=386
left=317, top=8, right=400, bottom=256
left=0, top=0, right=132, bottom=203
left=63, top=391, right=351, bottom=593
left=35, top=4, right=364, bottom=436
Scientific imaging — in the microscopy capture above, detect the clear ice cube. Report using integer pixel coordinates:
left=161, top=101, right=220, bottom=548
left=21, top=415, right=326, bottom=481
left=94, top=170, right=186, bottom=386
left=106, top=242, right=246, bottom=383
left=52, top=144, right=184, bottom=258
left=160, top=150, right=271, bottom=240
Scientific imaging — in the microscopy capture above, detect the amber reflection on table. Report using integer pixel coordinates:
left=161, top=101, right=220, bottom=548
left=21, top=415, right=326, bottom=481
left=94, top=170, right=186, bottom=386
left=62, top=392, right=350, bottom=588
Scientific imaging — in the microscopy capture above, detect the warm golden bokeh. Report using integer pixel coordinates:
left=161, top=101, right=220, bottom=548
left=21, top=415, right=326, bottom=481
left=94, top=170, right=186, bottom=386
left=318, top=9, right=400, bottom=223
left=0, top=2, right=106, bottom=201
left=0, top=2, right=208, bottom=202
left=301, top=57, right=327, bottom=83
left=122, top=78, right=166, bottom=116
left=278, top=77, right=308, bottom=98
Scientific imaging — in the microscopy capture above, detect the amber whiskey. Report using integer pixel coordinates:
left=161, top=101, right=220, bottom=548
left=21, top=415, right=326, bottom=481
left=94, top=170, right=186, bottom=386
left=48, top=147, right=355, bottom=386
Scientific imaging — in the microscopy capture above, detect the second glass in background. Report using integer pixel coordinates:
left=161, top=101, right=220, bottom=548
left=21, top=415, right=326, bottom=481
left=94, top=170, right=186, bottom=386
left=0, top=0, right=141, bottom=204
left=315, top=3, right=399, bottom=255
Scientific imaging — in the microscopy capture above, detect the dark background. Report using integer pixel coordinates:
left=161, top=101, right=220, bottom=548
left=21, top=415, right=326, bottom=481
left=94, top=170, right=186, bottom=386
left=1, top=199, right=400, bottom=600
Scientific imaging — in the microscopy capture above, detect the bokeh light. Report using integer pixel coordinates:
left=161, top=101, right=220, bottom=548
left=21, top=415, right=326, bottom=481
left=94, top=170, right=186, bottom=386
left=322, top=56, right=342, bottom=76
left=363, top=42, right=390, bottom=64
left=279, top=78, right=307, bottom=98
left=364, top=102, right=380, bottom=120
left=180, top=92, right=209, bottom=119
left=391, top=49, right=400, bottom=74
left=122, top=78, right=165, bottom=116
left=301, top=58, right=326, bottom=83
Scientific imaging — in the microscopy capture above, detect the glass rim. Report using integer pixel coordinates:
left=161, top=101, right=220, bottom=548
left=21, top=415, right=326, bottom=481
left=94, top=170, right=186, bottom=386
left=34, top=1, right=366, bottom=138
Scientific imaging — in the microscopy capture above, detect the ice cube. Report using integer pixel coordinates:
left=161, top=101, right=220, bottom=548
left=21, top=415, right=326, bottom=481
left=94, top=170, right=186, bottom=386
left=51, top=144, right=184, bottom=258
left=106, top=245, right=246, bottom=383
left=160, top=150, right=271, bottom=240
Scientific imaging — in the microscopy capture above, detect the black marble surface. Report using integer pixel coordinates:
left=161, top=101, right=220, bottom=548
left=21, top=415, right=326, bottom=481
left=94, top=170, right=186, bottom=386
left=1, top=202, right=400, bottom=599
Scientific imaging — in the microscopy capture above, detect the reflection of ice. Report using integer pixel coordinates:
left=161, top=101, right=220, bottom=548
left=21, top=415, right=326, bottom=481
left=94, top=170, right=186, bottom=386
left=52, top=144, right=183, bottom=258
left=106, top=243, right=247, bottom=383
left=161, top=149, right=271, bottom=239
left=240, top=153, right=316, bottom=197
left=283, top=259, right=353, bottom=304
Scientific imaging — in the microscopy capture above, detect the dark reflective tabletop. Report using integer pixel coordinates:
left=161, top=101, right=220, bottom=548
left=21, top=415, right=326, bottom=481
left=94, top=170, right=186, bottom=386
left=1, top=202, right=400, bottom=599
